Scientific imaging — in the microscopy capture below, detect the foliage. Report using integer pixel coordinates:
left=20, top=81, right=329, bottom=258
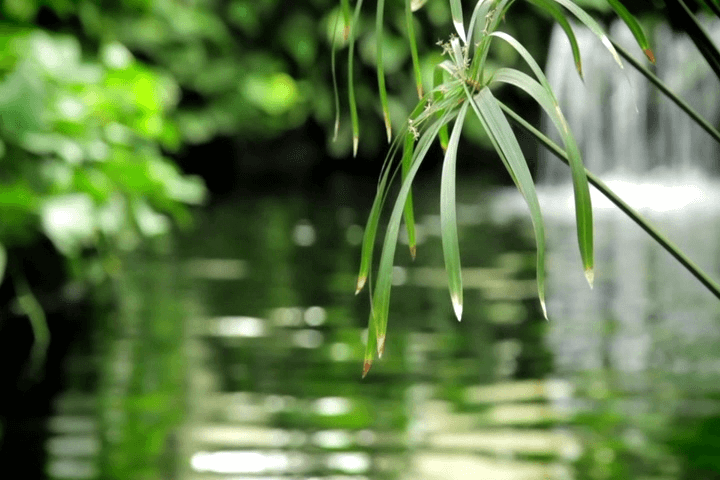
left=345, top=0, right=720, bottom=376
left=0, top=9, right=207, bottom=374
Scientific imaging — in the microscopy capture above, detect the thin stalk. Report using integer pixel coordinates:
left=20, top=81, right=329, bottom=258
left=498, top=101, right=720, bottom=301
left=612, top=40, right=720, bottom=146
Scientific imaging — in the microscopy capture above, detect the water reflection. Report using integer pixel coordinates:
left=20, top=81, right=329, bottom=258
left=45, top=186, right=720, bottom=479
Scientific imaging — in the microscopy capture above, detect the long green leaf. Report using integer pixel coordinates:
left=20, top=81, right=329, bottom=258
left=467, top=87, right=548, bottom=319
left=500, top=99, right=720, bottom=302
left=450, top=0, right=467, bottom=43
left=441, top=102, right=469, bottom=321
left=374, top=116, right=452, bottom=356
left=330, top=8, right=342, bottom=140
left=606, top=0, right=655, bottom=63
left=355, top=132, right=407, bottom=295
left=347, top=0, right=365, bottom=156
left=341, top=0, right=352, bottom=40
left=402, top=131, right=418, bottom=259
left=406, top=0, right=424, bottom=98
left=492, top=68, right=594, bottom=285
left=363, top=302, right=378, bottom=377
left=526, top=0, right=584, bottom=78
left=433, top=66, right=450, bottom=151
left=0, top=242, right=6, bottom=286
left=550, top=0, right=624, bottom=68
left=376, top=0, right=392, bottom=142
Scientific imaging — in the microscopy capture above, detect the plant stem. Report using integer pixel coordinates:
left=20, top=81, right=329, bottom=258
left=612, top=40, right=720, bottom=146
left=498, top=100, right=720, bottom=301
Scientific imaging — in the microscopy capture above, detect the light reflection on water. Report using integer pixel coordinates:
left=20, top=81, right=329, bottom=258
left=44, top=185, right=720, bottom=479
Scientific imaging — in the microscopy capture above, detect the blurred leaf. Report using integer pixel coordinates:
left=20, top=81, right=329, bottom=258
left=406, top=0, right=424, bottom=97
left=666, top=0, right=720, bottom=80
left=0, top=242, right=6, bottom=286
left=376, top=0, right=392, bottom=142
left=401, top=131, right=417, bottom=260
left=40, top=194, right=95, bottom=255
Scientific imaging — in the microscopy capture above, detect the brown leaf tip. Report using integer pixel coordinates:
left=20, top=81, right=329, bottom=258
left=644, top=48, right=655, bottom=64
left=362, top=360, right=372, bottom=378
left=410, top=244, right=417, bottom=261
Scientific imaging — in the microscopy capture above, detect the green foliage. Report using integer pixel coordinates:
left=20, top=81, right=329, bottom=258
left=344, top=0, right=720, bottom=376
left=0, top=28, right=205, bottom=261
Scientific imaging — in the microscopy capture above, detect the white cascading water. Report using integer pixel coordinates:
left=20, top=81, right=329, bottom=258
left=492, top=18, right=720, bottom=377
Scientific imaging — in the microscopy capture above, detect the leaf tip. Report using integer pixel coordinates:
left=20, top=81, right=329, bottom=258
left=451, top=294, right=463, bottom=321
left=540, top=298, right=548, bottom=321
left=384, top=113, right=392, bottom=143
left=355, top=275, right=366, bottom=295
left=343, top=25, right=351, bottom=43
left=377, top=335, right=385, bottom=358
left=416, top=84, right=424, bottom=99
left=353, top=135, right=359, bottom=157
left=362, top=359, right=372, bottom=378
left=576, top=61, right=583, bottom=80
left=644, top=48, right=655, bottom=64
left=585, top=267, right=594, bottom=289
left=409, top=244, right=416, bottom=260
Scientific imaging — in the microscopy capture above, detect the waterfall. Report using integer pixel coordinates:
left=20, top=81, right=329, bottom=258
left=490, top=18, right=720, bottom=378
left=542, top=17, right=720, bottom=185
left=534, top=18, right=720, bottom=377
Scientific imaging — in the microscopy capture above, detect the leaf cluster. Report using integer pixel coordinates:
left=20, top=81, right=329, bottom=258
left=337, top=0, right=720, bottom=376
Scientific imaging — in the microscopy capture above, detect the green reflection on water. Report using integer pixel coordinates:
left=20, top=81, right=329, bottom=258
left=47, top=191, right=720, bottom=480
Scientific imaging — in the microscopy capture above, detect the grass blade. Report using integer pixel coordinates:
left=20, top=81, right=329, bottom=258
left=450, top=0, right=467, bottom=43
left=363, top=304, right=378, bottom=377
left=433, top=66, right=450, bottom=151
left=330, top=8, right=342, bottom=141
left=606, top=0, right=655, bottom=63
left=374, top=116, right=451, bottom=356
left=402, top=131, right=418, bottom=259
left=406, top=0, right=424, bottom=98
left=549, top=0, right=624, bottom=69
left=492, top=68, right=593, bottom=285
left=355, top=132, right=407, bottom=295
left=341, top=0, right=352, bottom=40
left=526, top=0, right=584, bottom=78
left=441, top=102, right=470, bottom=321
left=376, top=0, right=392, bottom=142
left=467, top=87, right=548, bottom=319
left=347, top=0, right=365, bottom=156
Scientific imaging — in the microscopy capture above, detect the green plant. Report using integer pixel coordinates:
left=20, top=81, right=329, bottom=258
left=339, top=0, right=720, bottom=376
left=0, top=27, right=205, bottom=374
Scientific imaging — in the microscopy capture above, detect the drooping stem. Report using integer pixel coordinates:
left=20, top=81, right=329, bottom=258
left=612, top=40, right=720, bottom=146
left=498, top=100, right=720, bottom=301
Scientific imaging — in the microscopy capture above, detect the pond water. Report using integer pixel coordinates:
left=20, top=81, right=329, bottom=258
left=43, top=173, right=720, bottom=480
